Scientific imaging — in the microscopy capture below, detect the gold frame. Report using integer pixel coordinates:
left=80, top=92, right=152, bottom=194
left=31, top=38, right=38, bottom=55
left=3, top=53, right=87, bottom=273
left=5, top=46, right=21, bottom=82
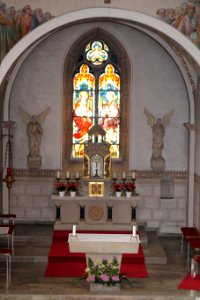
left=89, top=182, right=104, bottom=197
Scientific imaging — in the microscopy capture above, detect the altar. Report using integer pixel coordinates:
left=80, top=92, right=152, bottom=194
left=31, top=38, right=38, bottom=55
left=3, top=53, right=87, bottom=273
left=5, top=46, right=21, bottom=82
left=52, top=124, right=138, bottom=230
left=51, top=194, right=138, bottom=231
left=68, top=233, right=140, bottom=266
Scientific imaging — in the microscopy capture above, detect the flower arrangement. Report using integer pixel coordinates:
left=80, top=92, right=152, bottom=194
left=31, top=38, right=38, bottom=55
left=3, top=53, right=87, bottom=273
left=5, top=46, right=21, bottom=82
left=85, top=256, right=127, bottom=287
left=124, top=181, right=136, bottom=192
left=55, top=181, right=66, bottom=192
left=113, top=182, right=125, bottom=192
left=67, top=182, right=78, bottom=192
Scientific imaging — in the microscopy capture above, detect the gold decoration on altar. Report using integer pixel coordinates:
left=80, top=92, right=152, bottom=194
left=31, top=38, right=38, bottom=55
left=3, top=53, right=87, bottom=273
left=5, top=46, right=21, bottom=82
left=88, top=205, right=104, bottom=221
left=89, top=182, right=104, bottom=197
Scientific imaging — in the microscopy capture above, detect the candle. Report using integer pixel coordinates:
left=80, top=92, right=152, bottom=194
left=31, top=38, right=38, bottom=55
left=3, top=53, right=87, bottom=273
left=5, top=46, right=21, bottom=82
left=76, top=171, right=79, bottom=179
left=56, top=171, right=60, bottom=178
left=66, top=171, right=69, bottom=178
left=113, top=172, right=116, bottom=179
left=122, top=171, right=126, bottom=179
left=132, top=172, right=136, bottom=179
left=7, top=167, right=12, bottom=176
left=72, top=225, right=76, bottom=236
left=132, top=225, right=136, bottom=237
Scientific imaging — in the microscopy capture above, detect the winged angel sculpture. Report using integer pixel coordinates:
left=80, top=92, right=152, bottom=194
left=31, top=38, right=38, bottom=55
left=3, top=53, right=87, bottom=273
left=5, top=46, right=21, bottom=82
left=144, top=108, right=174, bottom=171
left=19, top=106, right=50, bottom=167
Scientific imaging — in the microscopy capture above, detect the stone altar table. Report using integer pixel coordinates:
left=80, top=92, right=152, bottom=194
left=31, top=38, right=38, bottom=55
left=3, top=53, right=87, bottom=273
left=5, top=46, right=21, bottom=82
left=68, top=233, right=140, bottom=265
left=51, top=195, right=138, bottom=231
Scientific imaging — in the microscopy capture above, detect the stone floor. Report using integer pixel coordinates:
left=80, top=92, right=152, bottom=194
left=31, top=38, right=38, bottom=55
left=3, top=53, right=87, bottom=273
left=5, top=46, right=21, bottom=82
left=0, top=223, right=200, bottom=300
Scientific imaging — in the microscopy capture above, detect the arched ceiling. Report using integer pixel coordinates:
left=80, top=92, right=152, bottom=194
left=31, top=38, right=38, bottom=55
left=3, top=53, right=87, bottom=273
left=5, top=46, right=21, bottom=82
left=0, top=8, right=199, bottom=108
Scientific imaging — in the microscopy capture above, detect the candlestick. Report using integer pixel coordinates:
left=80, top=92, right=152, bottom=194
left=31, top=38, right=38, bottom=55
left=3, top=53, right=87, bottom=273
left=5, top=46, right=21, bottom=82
left=113, top=172, right=116, bottom=179
left=132, top=172, right=135, bottom=179
left=76, top=171, right=79, bottom=179
left=122, top=171, right=126, bottom=179
left=132, top=225, right=136, bottom=237
left=66, top=171, right=70, bottom=179
left=72, top=225, right=76, bottom=236
left=57, top=171, right=60, bottom=178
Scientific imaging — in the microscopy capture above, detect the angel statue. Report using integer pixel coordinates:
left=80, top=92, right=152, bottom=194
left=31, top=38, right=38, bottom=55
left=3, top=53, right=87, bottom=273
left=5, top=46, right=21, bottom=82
left=144, top=108, right=174, bottom=171
left=19, top=106, right=50, bottom=169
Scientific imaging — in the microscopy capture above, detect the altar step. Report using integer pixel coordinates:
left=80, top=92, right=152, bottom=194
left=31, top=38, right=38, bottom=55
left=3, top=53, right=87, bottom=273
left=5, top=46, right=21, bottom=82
left=3, top=224, right=168, bottom=265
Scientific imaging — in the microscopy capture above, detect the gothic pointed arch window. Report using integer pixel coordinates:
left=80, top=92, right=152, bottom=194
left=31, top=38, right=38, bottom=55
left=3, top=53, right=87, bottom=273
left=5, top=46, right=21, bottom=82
left=64, top=29, right=130, bottom=170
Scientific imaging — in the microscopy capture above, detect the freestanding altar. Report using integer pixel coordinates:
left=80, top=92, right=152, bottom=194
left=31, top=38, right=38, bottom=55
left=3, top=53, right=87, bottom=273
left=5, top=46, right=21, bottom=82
left=68, top=232, right=140, bottom=266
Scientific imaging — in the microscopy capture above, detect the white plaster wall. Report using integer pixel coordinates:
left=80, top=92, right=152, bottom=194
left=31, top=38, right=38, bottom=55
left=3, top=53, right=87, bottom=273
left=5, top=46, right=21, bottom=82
left=10, top=22, right=188, bottom=170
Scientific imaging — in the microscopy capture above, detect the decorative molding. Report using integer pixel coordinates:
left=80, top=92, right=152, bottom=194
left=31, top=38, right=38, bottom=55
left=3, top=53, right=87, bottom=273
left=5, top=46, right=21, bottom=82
left=2, top=121, right=15, bottom=129
left=14, top=169, right=57, bottom=177
left=183, top=123, right=195, bottom=131
left=136, top=170, right=187, bottom=180
left=88, top=205, right=104, bottom=221
left=172, top=44, right=196, bottom=92
left=13, top=169, right=187, bottom=180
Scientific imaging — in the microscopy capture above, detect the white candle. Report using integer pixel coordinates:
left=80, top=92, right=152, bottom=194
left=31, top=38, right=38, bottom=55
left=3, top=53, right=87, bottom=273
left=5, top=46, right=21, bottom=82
left=76, top=171, right=79, bottom=178
left=72, top=225, right=76, bottom=236
left=57, top=171, right=60, bottom=178
left=66, top=171, right=69, bottom=178
left=132, top=225, right=136, bottom=237
left=113, top=172, right=116, bottom=178
left=122, top=172, right=126, bottom=179
left=132, top=172, right=136, bottom=179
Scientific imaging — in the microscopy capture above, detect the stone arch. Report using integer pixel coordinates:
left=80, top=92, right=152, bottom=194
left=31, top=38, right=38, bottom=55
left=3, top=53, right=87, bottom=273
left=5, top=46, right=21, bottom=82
left=0, top=8, right=197, bottom=225
left=1, top=8, right=199, bottom=121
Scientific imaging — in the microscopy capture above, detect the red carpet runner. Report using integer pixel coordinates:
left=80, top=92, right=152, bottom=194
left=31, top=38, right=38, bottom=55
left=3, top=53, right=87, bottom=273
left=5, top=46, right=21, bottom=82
left=45, top=230, right=148, bottom=278
left=178, top=274, right=200, bottom=291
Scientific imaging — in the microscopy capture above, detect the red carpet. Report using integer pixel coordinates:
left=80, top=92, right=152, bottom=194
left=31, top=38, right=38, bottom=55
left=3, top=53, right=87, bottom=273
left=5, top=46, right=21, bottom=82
left=178, top=274, right=200, bottom=291
left=45, top=230, right=148, bottom=278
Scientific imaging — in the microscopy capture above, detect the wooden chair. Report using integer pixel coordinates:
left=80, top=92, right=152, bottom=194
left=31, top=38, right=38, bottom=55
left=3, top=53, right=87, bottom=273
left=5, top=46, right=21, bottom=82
left=180, top=227, right=200, bottom=259
left=0, top=214, right=16, bottom=225
left=0, top=248, right=12, bottom=287
left=191, top=255, right=200, bottom=278
left=0, top=215, right=16, bottom=251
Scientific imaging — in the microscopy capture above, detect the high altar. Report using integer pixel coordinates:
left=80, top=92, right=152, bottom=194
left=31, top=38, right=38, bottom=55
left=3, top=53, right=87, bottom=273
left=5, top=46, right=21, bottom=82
left=51, top=125, right=138, bottom=231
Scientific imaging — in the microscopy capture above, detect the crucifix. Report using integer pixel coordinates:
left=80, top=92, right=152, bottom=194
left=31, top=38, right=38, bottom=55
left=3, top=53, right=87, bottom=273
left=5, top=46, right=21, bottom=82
left=94, top=154, right=100, bottom=177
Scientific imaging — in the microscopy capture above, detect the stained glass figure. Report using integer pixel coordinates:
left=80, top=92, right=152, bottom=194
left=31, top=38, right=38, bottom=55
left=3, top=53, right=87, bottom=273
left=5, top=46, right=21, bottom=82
left=98, top=64, right=120, bottom=150
left=72, top=65, right=95, bottom=157
left=86, top=41, right=108, bottom=65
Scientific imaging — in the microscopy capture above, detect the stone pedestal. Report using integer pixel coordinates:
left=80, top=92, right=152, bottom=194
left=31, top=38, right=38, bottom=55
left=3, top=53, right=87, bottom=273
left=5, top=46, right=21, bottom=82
left=27, top=156, right=42, bottom=169
left=151, top=157, right=165, bottom=172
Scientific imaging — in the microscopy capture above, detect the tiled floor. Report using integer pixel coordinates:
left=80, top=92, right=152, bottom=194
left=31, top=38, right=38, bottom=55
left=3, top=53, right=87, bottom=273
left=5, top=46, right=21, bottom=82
left=0, top=224, right=200, bottom=300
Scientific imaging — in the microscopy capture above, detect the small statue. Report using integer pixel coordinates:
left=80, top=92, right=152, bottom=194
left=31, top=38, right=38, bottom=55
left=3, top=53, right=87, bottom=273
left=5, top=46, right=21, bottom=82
left=144, top=108, right=174, bottom=171
left=19, top=106, right=50, bottom=169
left=104, top=155, right=111, bottom=177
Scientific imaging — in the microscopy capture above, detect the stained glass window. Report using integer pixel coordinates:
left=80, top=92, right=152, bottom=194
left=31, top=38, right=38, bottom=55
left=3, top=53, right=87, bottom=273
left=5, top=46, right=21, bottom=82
left=72, top=41, right=120, bottom=159
left=86, top=41, right=108, bottom=65
left=99, top=65, right=120, bottom=158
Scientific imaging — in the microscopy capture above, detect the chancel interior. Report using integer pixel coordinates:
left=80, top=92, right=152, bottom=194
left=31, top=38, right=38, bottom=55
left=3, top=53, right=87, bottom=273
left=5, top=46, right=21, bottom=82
left=0, top=0, right=200, bottom=299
